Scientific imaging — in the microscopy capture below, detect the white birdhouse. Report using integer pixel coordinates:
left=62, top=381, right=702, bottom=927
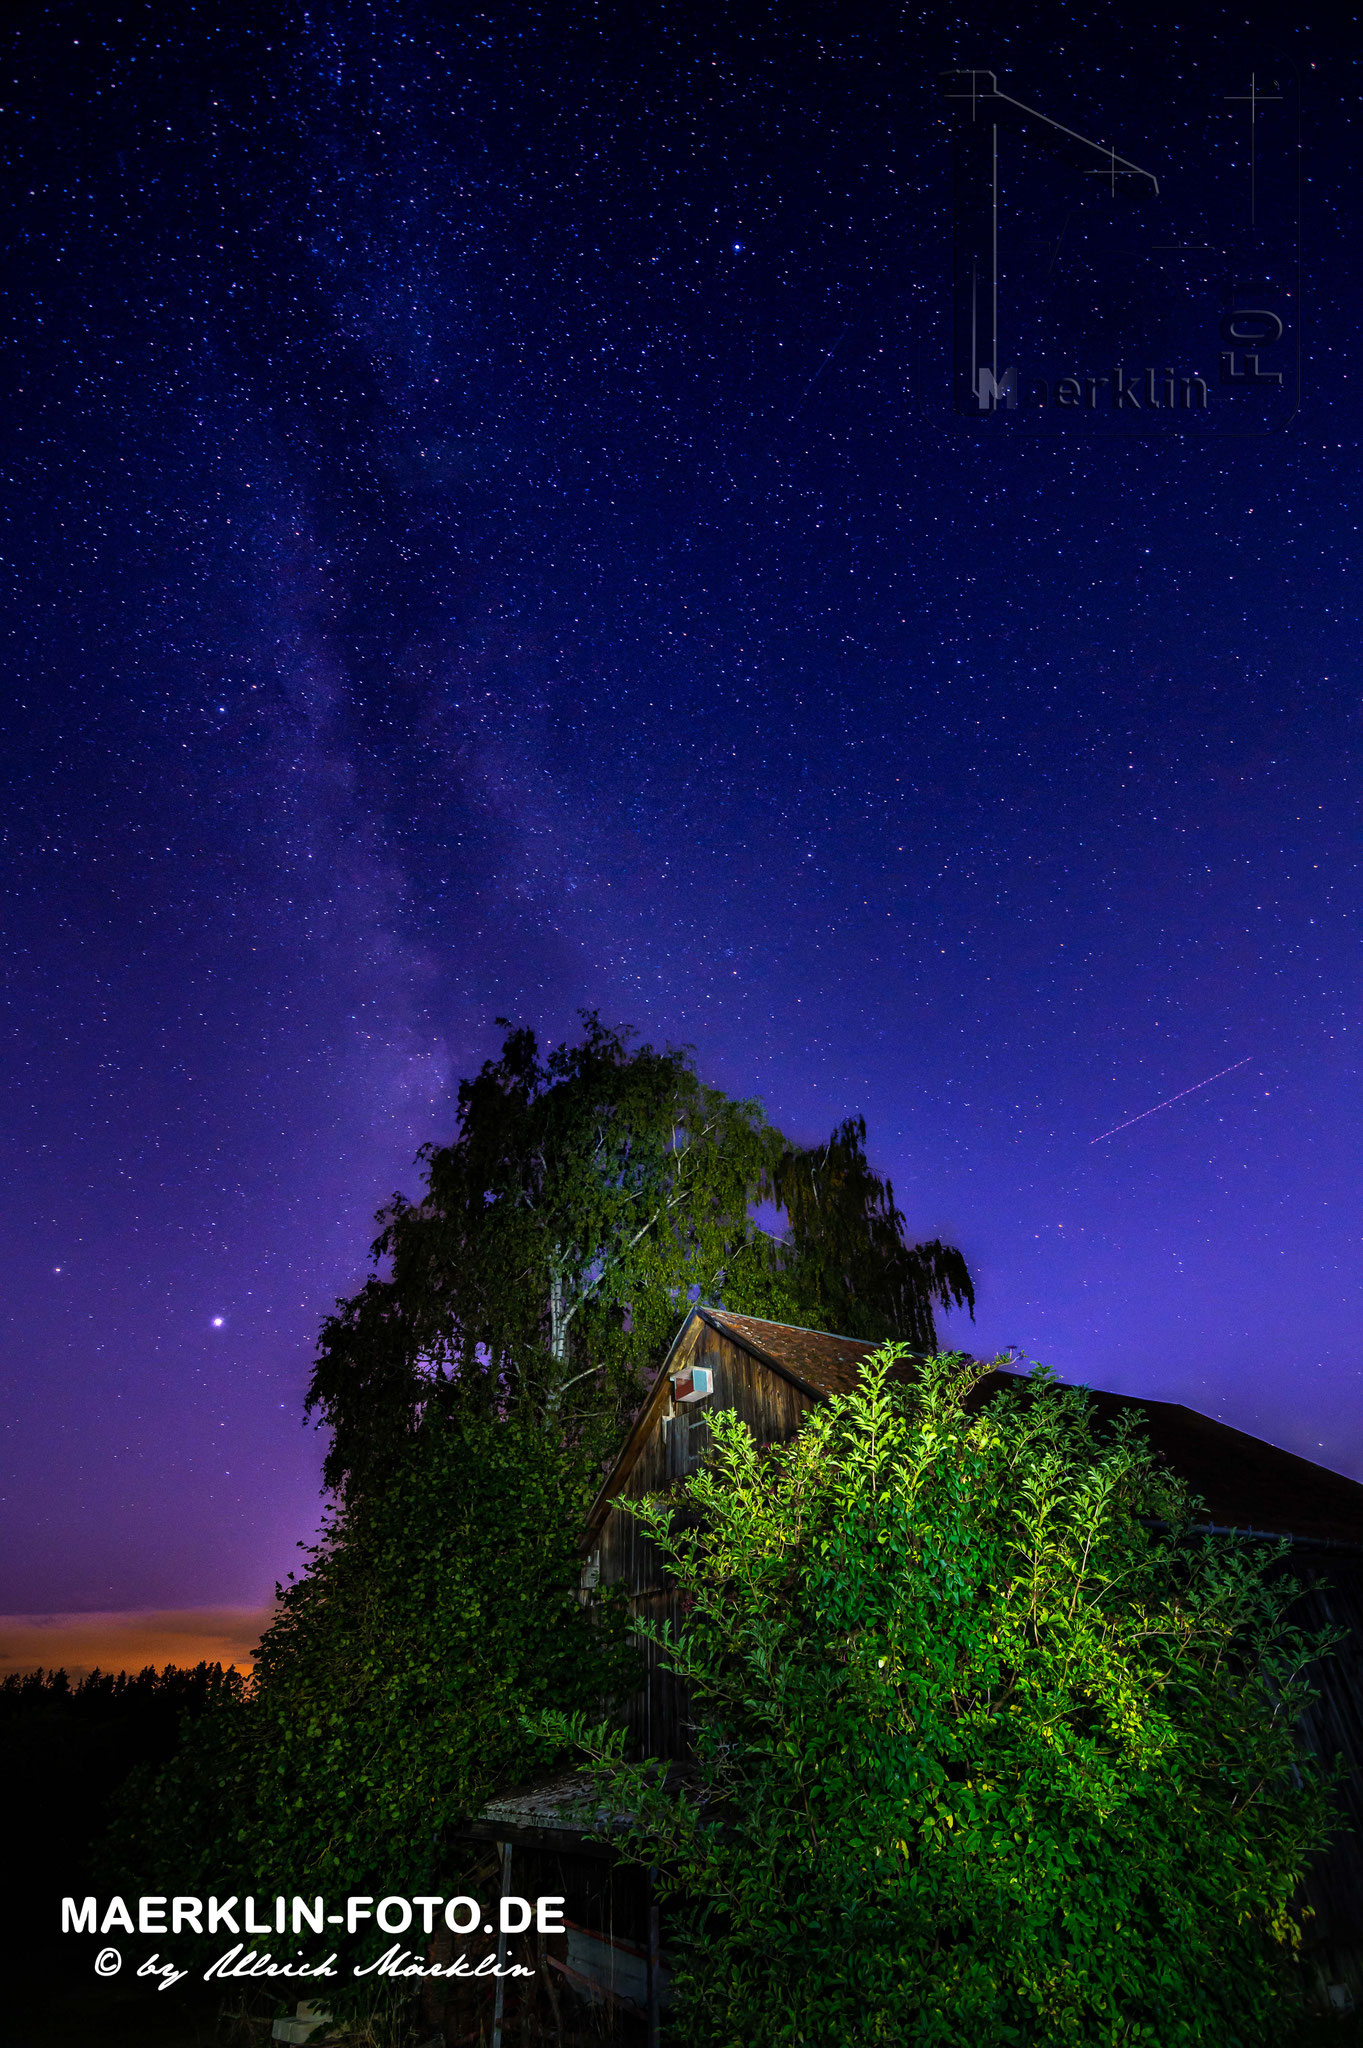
left=673, top=1365, right=713, bottom=1403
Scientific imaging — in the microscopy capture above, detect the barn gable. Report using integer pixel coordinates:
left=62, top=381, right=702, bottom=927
left=580, top=1308, right=877, bottom=1757
left=583, top=1306, right=881, bottom=1549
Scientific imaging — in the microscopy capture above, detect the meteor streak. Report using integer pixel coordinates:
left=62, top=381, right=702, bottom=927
left=1090, top=1056, right=1253, bottom=1144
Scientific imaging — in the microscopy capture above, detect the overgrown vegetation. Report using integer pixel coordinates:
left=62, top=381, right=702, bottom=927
left=542, top=1349, right=1342, bottom=2048
left=1, top=1662, right=244, bottom=2044
left=307, top=1014, right=973, bottom=1498
left=112, top=1016, right=978, bottom=2030
left=108, top=1411, right=635, bottom=2010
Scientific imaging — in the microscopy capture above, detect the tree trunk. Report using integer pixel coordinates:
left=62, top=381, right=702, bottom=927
left=549, top=1269, right=568, bottom=1368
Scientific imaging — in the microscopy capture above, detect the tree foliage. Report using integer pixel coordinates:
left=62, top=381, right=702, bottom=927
left=308, top=1015, right=974, bottom=1497
left=542, top=1351, right=1340, bottom=2048
left=3, top=1662, right=246, bottom=1996
left=120, top=1021, right=975, bottom=2029
left=770, top=1114, right=975, bottom=1350
left=113, top=1411, right=636, bottom=2003
left=0, top=1658, right=246, bottom=1724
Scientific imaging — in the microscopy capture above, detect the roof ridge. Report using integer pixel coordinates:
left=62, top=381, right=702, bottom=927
left=1161, top=1398, right=1363, bottom=1488
left=704, top=1307, right=876, bottom=1347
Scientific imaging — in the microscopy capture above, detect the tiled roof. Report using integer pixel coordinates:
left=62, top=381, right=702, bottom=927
left=699, top=1309, right=888, bottom=1395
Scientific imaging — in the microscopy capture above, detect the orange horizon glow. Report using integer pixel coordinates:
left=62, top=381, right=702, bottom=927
left=0, top=1606, right=274, bottom=1681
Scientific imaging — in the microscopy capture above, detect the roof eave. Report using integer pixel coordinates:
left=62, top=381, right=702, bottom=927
left=580, top=1307, right=706, bottom=1548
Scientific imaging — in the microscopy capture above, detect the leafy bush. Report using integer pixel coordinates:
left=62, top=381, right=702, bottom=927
left=543, top=1350, right=1341, bottom=2048
left=115, top=1408, right=637, bottom=2000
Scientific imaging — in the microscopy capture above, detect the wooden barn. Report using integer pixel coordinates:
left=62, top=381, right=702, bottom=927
left=465, top=1307, right=1363, bottom=2035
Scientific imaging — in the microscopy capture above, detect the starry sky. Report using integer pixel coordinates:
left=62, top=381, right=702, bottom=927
left=2, top=0, right=1360, bottom=1619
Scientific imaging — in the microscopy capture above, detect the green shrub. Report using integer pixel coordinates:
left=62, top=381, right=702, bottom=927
left=543, top=1350, right=1341, bottom=2047
left=113, top=1407, right=637, bottom=2004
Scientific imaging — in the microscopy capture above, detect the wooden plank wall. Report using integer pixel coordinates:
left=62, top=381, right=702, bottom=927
left=1292, top=1550, right=1363, bottom=2004
left=593, top=1326, right=817, bottom=1759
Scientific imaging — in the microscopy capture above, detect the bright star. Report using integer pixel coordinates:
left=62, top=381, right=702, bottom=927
left=212, top=1316, right=225, bottom=1328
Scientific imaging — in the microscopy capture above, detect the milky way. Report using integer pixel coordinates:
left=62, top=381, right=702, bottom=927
left=2, top=1, right=1360, bottom=1610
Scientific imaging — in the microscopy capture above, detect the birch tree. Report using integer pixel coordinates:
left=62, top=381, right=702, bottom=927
left=307, top=1014, right=973, bottom=1496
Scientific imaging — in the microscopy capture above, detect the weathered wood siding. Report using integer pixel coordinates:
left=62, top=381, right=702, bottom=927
left=1292, top=1551, right=1363, bottom=2005
left=592, top=1326, right=818, bottom=1758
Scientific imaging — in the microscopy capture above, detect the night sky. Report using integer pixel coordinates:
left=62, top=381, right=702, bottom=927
left=2, top=1, right=1360, bottom=1625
